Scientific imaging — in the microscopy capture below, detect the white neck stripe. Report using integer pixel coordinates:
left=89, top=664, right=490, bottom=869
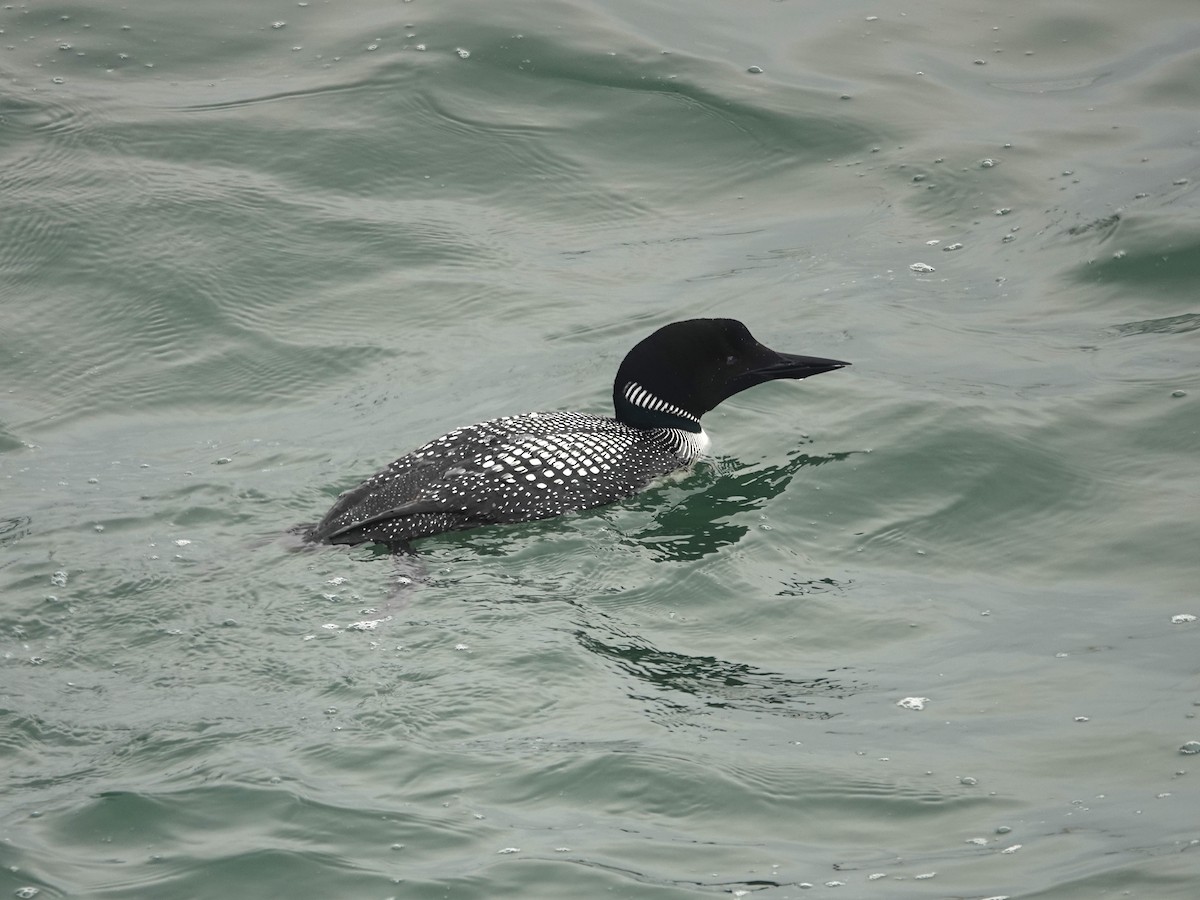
left=623, top=381, right=699, bottom=425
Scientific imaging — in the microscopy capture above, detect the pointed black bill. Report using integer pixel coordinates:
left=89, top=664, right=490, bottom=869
left=749, top=351, right=850, bottom=381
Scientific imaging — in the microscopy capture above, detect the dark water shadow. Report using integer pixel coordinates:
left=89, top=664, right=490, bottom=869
left=575, top=622, right=863, bottom=725
left=623, top=449, right=856, bottom=562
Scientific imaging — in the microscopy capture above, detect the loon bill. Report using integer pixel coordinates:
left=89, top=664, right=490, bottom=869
left=308, top=318, right=848, bottom=553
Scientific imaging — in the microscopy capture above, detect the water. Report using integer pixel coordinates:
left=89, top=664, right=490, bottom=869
left=3, top=0, right=1199, bottom=897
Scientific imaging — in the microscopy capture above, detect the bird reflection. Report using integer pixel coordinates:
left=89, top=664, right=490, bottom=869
left=627, top=449, right=852, bottom=561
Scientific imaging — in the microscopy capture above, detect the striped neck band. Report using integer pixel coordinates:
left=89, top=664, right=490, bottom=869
left=622, top=381, right=700, bottom=427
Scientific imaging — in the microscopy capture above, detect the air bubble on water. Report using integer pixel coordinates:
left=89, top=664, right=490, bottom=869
left=50, top=571, right=67, bottom=587
left=747, top=65, right=764, bottom=74
left=943, top=242, right=963, bottom=251
left=346, top=618, right=390, bottom=631
left=1000, top=844, right=1022, bottom=854
left=15, top=888, right=40, bottom=899
left=926, top=239, right=941, bottom=245
left=415, top=44, right=426, bottom=51
left=58, top=42, right=71, bottom=50
left=897, top=696, right=929, bottom=710
left=867, top=873, right=886, bottom=880
left=1172, top=613, right=1196, bottom=623
left=455, top=642, right=470, bottom=651
left=456, top=47, right=470, bottom=58
left=367, top=43, right=378, bottom=51
left=995, top=825, right=1012, bottom=834
left=1171, top=390, right=1187, bottom=398
left=51, top=76, right=64, bottom=84
left=909, top=262, right=935, bottom=273
left=914, top=872, right=936, bottom=879
left=1173, top=178, right=1189, bottom=186
left=980, top=158, right=996, bottom=167
left=1180, top=741, right=1200, bottom=755
left=965, top=837, right=987, bottom=845
left=497, top=847, right=520, bottom=854
left=995, top=207, right=1012, bottom=215
left=1074, top=716, right=1089, bottom=722
left=272, top=21, right=286, bottom=29
left=824, top=881, right=845, bottom=887
left=174, top=539, right=191, bottom=546
left=960, top=776, right=978, bottom=785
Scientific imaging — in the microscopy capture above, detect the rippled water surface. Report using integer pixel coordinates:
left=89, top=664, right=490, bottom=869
left=3, top=1, right=1199, bottom=897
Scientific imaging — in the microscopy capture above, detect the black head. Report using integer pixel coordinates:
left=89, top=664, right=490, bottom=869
left=612, top=318, right=849, bottom=432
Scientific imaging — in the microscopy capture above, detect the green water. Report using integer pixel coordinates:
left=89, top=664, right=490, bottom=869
left=2, top=0, right=1198, bottom=897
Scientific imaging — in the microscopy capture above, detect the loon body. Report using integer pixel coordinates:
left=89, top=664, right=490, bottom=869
left=309, top=318, right=848, bottom=553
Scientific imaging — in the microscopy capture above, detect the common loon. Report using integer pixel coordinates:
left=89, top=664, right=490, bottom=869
left=308, top=318, right=848, bottom=553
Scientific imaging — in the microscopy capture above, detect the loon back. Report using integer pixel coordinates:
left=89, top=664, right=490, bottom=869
left=308, top=318, right=848, bottom=553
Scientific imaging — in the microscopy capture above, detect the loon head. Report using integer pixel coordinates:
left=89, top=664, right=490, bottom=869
left=612, top=318, right=849, bottom=432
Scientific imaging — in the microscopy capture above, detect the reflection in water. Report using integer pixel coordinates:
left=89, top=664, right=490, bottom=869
left=628, top=449, right=853, bottom=561
left=1111, top=312, right=1200, bottom=336
left=576, top=626, right=861, bottom=724
left=775, top=576, right=847, bottom=598
left=0, top=515, right=33, bottom=545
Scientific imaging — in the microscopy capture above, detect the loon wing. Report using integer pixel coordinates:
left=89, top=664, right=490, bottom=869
left=308, top=423, right=514, bottom=542
left=317, top=498, right=447, bottom=543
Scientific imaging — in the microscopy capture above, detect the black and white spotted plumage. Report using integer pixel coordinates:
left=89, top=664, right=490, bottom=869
left=309, top=412, right=707, bottom=550
left=308, top=318, right=848, bottom=553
